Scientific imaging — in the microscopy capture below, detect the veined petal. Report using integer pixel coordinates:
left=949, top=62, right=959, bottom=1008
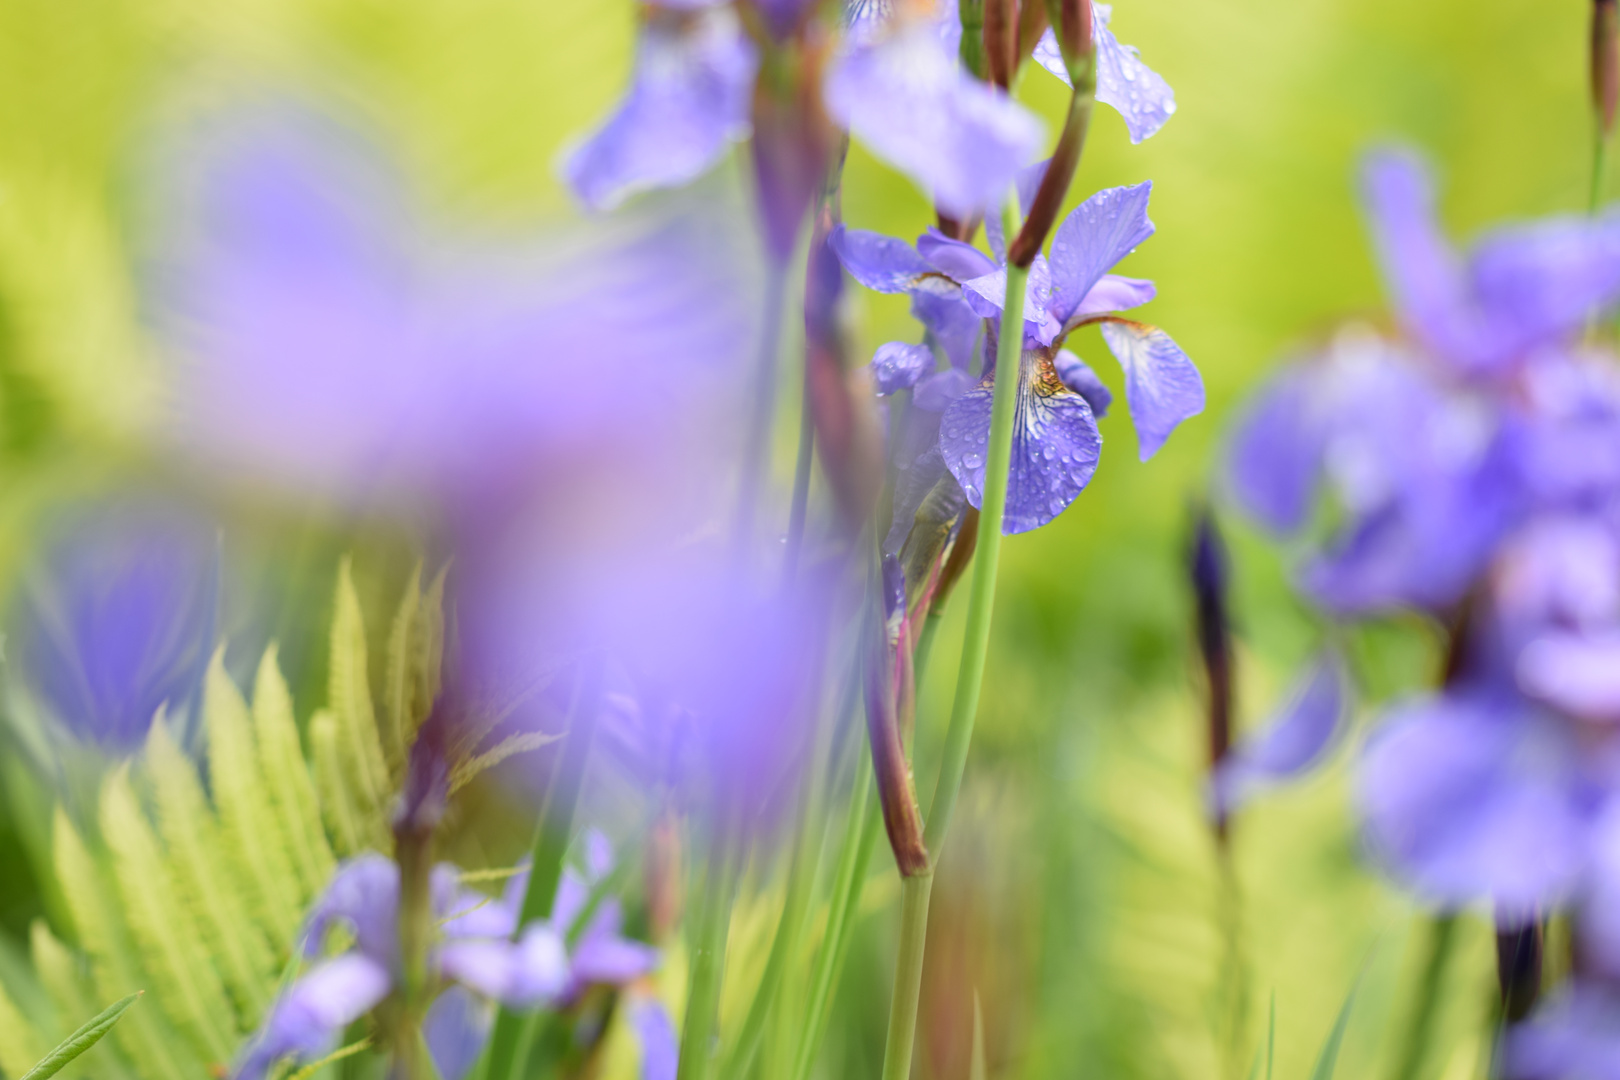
left=825, top=20, right=1043, bottom=217
left=1048, top=182, right=1155, bottom=328
left=1097, top=319, right=1203, bottom=459
left=561, top=8, right=759, bottom=211
left=1210, top=651, right=1349, bottom=815
left=917, top=226, right=997, bottom=281
left=1072, top=273, right=1156, bottom=318
left=830, top=225, right=935, bottom=292
left=939, top=350, right=1102, bottom=534
left=1053, top=349, right=1113, bottom=417
left=870, top=342, right=934, bottom=395
left=1032, top=5, right=1175, bottom=143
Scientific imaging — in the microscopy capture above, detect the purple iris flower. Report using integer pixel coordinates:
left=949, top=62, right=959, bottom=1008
left=1508, top=985, right=1620, bottom=1080
left=1031, top=3, right=1177, bottom=144
left=12, top=501, right=218, bottom=753
left=835, top=177, right=1201, bottom=534
left=824, top=2, right=1044, bottom=217
left=561, top=3, right=760, bottom=212
left=234, top=837, right=659, bottom=1080
left=1209, top=650, right=1350, bottom=816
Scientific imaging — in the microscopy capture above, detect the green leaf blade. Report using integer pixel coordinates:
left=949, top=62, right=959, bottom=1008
left=19, top=992, right=141, bottom=1080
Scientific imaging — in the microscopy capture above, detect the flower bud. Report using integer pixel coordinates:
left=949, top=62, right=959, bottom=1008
left=983, top=0, right=1017, bottom=88
left=1189, top=507, right=1234, bottom=839
left=1496, top=916, right=1544, bottom=1023
left=1596, top=0, right=1619, bottom=138
left=1044, top=0, right=1094, bottom=88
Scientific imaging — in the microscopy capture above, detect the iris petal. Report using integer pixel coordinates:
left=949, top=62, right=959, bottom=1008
left=1032, top=4, right=1176, bottom=143
left=830, top=225, right=935, bottom=293
left=1097, top=318, right=1203, bottom=459
left=1047, top=183, right=1155, bottom=329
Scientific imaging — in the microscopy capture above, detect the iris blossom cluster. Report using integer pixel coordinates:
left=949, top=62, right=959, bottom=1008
left=236, top=835, right=660, bottom=1080
left=1227, top=145, right=1620, bottom=1066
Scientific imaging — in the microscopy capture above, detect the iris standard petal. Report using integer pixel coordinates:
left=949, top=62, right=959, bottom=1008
left=1047, top=182, right=1155, bottom=329
left=870, top=342, right=936, bottom=395
left=1052, top=349, right=1113, bottom=417
left=824, top=20, right=1043, bottom=217
left=1097, top=319, right=1204, bottom=459
left=1357, top=693, right=1590, bottom=911
left=1210, top=651, right=1349, bottom=815
left=830, top=225, right=936, bottom=292
left=962, top=257, right=1062, bottom=343
left=1224, top=366, right=1324, bottom=534
left=940, top=350, right=1102, bottom=534
left=562, top=8, right=759, bottom=211
left=1032, top=5, right=1175, bottom=143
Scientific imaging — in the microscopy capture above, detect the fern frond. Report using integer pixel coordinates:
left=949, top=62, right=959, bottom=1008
left=448, top=731, right=562, bottom=794
left=144, top=713, right=276, bottom=1024
left=203, top=648, right=303, bottom=943
left=330, top=558, right=390, bottom=829
left=383, top=562, right=423, bottom=774
left=99, top=768, right=237, bottom=1064
left=311, top=708, right=368, bottom=856
left=0, top=975, right=47, bottom=1079
left=253, top=644, right=335, bottom=901
left=52, top=809, right=204, bottom=1078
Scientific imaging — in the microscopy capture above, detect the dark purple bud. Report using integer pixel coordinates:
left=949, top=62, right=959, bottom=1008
left=1597, top=0, right=1619, bottom=138
left=1189, top=506, right=1234, bottom=839
left=864, top=596, right=929, bottom=878
left=1497, top=916, right=1544, bottom=1024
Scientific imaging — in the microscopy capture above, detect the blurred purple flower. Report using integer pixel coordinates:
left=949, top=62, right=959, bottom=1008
left=1031, top=3, right=1177, bottom=143
left=1210, top=650, right=1349, bottom=816
left=12, top=501, right=218, bottom=753
left=148, top=106, right=760, bottom=511
left=1509, top=986, right=1620, bottom=1080
left=562, top=5, right=759, bottom=211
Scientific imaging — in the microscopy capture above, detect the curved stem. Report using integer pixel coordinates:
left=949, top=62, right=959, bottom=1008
left=878, top=199, right=1029, bottom=1080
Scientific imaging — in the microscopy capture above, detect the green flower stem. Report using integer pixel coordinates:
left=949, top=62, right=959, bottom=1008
left=1390, top=913, right=1460, bottom=1080
left=734, top=258, right=790, bottom=557
left=783, top=385, right=816, bottom=582
left=877, top=198, right=1027, bottom=1080
left=790, top=751, right=881, bottom=1080
left=477, top=664, right=603, bottom=1080
left=676, top=826, right=743, bottom=1080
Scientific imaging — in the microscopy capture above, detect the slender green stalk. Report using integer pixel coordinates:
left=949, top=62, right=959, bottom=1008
left=789, top=753, right=880, bottom=1080
left=784, top=387, right=816, bottom=582
left=1389, top=914, right=1460, bottom=1080
left=1594, top=128, right=1610, bottom=214
left=910, top=612, right=944, bottom=708
left=676, top=830, right=743, bottom=1080
left=734, top=259, right=790, bottom=558
left=476, top=665, right=603, bottom=1080
left=877, top=198, right=1029, bottom=1080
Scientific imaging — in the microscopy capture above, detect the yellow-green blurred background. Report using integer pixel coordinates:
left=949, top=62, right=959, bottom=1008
left=0, top=1, right=1598, bottom=1077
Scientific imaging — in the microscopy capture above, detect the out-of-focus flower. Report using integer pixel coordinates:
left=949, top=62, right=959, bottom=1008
left=235, top=838, right=659, bottom=1080
left=836, top=179, right=1199, bottom=535
left=147, top=106, right=760, bottom=511
left=1030, top=3, right=1177, bottom=143
left=1209, top=651, right=1349, bottom=816
left=12, top=501, right=218, bottom=753
left=562, top=3, right=760, bottom=212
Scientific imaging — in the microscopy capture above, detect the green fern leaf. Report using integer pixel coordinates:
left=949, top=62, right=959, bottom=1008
left=18, top=991, right=140, bottom=1080
left=448, top=731, right=562, bottom=794
left=52, top=809, right=204, bottom=1079
left=311, top=708, right=368, bottom=856
left=253, top=644, right=335, bottom=901
left=99, top=769, right=237, bottom=1063
left=144, top=712, right=276, bottom=1024
left=382, top=562, right=423, bottom=775
left=330, top=558, right=390, bottom=830
left=204, top=649, right=302, bottom=943
left=29, top=920, right=132, bottom=1080
left=0, top=975, right=47, bottom=1079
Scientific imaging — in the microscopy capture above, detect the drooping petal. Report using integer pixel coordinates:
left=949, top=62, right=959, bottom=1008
left=439, top=939, right=519, bottom=1000
left=1097, top=319, right=1204, bottom=459
left=1357, top=691, right=1590, bottom=912
left=302, top=854, right=400, bottom=964
left=1468, top=213, right=1620, bottom=355
left=1210, top=651, right=1349, bottom=815
left=630, top=995, right=680, bottom=1080
left=424, top=987, right=492, bottom=1080
left=825, top=20, right=1043, bottom=217
left=561, top=8, right=760, bottom=211
left=570, top=931, right=661, bottom=987
left=233, top=955, right=392, bottom=1080
left=1071, top=273, right=1156, bottom=318
left=1052, top=349, right=1113, bottom=417
left=870, top=342, right=935, bottom=395
left=1518, top=632, right=1620, bottom=722
left=1506, top=984, right=1620, bottom=1080
left=830, top=225, right=935, bottom=292
left=1224, top=366, right=1325, bottom=534
left=1032, top=5, right=1175, bottom=143
left=1046, top=182, right=1155, bottom=329
left=940, top=350, right=1102, bottom=534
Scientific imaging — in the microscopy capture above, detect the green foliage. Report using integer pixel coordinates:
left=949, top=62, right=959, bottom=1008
left=1309, top=975, right=1361, bottom=1080
left=16, top=563, right=447, bottom=1078
left=18, top=991, right=140, bottom=1080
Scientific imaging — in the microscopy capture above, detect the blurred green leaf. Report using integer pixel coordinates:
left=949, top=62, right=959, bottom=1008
left=18, top=991, right=140, bottom=1080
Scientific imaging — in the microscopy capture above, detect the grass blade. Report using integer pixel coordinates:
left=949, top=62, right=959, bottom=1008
left=1311, top=973, right=1362, bottom=1080
left=19, top=992, right=141, bottom=1080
